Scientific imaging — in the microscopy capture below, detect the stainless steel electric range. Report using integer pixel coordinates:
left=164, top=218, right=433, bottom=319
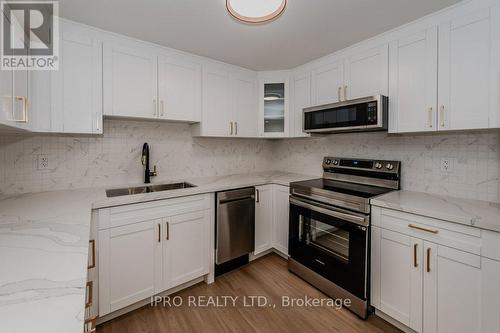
left=288, top=157, right=401, bottom=318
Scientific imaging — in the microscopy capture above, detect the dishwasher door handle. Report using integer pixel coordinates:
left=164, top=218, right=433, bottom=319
left=218, top=195, right=255, bottom=205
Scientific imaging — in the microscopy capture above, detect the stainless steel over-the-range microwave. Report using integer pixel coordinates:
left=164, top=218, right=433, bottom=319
left=303, top=95, right=388, bottom=134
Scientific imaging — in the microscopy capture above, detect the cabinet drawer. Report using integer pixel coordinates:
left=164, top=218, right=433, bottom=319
left=98, top=194, right=211, bottom=230
left=378, top=207, right=481, bottom=255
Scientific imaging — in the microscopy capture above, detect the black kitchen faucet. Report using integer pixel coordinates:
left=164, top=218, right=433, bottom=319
left=141, top=143, right=157, bottom=183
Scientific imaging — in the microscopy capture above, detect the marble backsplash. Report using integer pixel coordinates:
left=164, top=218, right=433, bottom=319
left=0, top=120, right=499, bottom=202
left=0, top=120, right=274, bottom=194
left=273, top=131, right=500, bottom=202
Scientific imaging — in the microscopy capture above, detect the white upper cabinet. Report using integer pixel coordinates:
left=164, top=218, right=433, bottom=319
left=312, top=60, right=344, bottom=105
left=0, top=12, right=30, bottom=131
left=438, top=7, right=499, bottom=130
left=344, top=44, right=389, bottom=100
left=389, top=27, right=438, bottom=133
left=258, top=72, right=290, bottom=138
left=103, top=41, right=158, bottom=119
left=292, top=71, right=312, bottom=137
left=158, top=55, right=202, bottom=122
left=51, top=22, right=103, bottom=134
left=232, top=70, right=258, bottom=137
left=198, top=64, right=232, bottom=136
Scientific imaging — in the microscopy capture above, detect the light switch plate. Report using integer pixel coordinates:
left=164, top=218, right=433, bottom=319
left=440, top=157, right=453, bottom=173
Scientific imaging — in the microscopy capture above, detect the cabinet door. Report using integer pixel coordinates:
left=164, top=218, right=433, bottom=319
left=312, top=61, right=344, bottom=105
left=259, top=77, right=290, bottom=137
left=292, top=72, right=311, bottom=137
left=232, top=71, right=257, bottom=137
left=254, top=185, right=273, bottom=255
left=423, top=242, right=483, bottom=333
left=438, top=8, right=495, bottom=130
left=481, top=257, right=500, bottom=333
left=272, top=185, right=289, bottom=255
left=378, top=229, right=423, bottom=332
left=201, top=65, right=232, bottom=136
left=158, top=55, right=201, bottom=122
left=103, top=41, right=157, bottom=118
left=52, top=23, right=102, bottom=134
left=163, top=210, right=210, bottom=290
left=344, top=44, right=389, bottom=100
left=98, top=219, right=162, bottom=316
left=389, top=28, right=438, bottom=133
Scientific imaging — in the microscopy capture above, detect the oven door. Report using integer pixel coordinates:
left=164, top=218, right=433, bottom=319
left=288, top=196, right=369, bottom=300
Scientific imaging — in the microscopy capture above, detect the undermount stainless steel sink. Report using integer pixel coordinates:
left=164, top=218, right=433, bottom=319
left=106, top=182, right=196, bottom=198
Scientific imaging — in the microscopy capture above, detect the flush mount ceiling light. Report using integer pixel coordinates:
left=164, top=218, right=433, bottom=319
left=226, top=0, right=287, bottom=24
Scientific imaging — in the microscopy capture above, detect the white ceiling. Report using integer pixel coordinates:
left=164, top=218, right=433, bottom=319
left=59, top=0, right=462, bottom=71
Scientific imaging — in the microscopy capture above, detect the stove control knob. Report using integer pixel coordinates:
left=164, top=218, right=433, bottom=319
left=333, top=160, right=339, bottom=165
left=325, top=159, right=332, bottom=165
left=375, top=162, right=382, bottom=169
left=386, top=163, right=394, bottom=170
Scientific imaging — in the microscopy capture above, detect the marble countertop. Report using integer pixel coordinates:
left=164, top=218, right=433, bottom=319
left=371, top=190, right=500, bottom=233
left=0, top=188, right=105, bottom=333
left=92, top=171, right=315, bottom=209
left=0, top=171, right=314, bottom=333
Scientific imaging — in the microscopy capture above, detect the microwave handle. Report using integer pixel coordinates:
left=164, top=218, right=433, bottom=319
left=290, top=197, right=368, bottom=227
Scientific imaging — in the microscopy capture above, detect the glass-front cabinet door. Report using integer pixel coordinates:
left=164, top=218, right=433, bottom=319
left=259, top=74, right=289, bottom=137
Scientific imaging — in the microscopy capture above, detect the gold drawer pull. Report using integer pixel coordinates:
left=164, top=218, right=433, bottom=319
left=87, top=240, right=96, bottom=269
left=85, top=281, right=93, bottom=308
left=408, top=224, right=439, bottom=234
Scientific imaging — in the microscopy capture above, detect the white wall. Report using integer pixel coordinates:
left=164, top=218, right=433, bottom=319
left=0, top=120, right=274, bottom=194
left=273, top=131, right=500, bottom=202
left=0, top=121, right=498, bottom=203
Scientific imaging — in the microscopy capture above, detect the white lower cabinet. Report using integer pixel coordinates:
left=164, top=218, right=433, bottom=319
left=254, top=184, right=290, bottom=257
left=272, top=185, right=290, bottom=256
left=163, top=210, right=210, bottom=290
left=254, top=185, right=274, bottom=255
left=371, top=206, right=500, bottom=333
left=98, top=194, right=212, bottom=316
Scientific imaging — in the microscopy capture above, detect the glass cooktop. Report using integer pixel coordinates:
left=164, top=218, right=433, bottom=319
left=291, top=178, right=393, bottom=199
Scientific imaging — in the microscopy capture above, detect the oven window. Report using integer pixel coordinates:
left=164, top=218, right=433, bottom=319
left=300, top=215, right=350, bottom=263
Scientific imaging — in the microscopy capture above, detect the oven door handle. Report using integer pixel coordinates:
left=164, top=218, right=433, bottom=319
left=290, top=197, right=369, bottom=227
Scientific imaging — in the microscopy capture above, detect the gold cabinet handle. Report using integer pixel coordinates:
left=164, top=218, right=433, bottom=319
left=440, top=105, right=445, bottom=128
left=426, top=248, right=431, bottom=272
left=166, top=222, right=170, bottom=240
left=230, top=121, right=233, bottom=135
left=413, top=243, right=418, bottom=267
left=160, top=100, right=165, bottom=117
left=428, top=107, right=433, bottom=128
left=14, top=96, right=28, bottom=122
left=157, top=223, right=161, bottom=243
left=343, top=85, right=348, bottom=101
left=85, top=281, right=93, bottom=308
left=408, top=224, right=439, bottom=234
left=338, top=86, right=342, bottom=101
left=153, top=99, right=157, bottom=117
left=87, top=240, right=96, bottom=269
left=235, top=122, right=238, bottom=135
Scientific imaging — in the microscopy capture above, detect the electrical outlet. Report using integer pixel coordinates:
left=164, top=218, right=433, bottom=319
left=440, top=158, right=453, bottom=173
left=36, top=154, right=50, bottom=170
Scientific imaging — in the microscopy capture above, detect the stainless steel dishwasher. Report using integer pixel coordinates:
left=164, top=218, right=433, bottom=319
left=216, top=187, right=255, bottom=266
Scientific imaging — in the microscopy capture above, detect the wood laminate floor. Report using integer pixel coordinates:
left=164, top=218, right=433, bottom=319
left=98, top=254, right=401, bottom=333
